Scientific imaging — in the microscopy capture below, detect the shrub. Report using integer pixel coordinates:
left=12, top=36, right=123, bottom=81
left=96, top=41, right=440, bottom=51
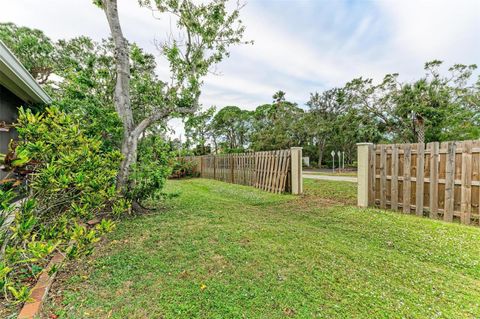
left=15, top=107, right=124, bottom=222
left=0, top=107, right=128, bottom=307
left=170, top=158, right=200, bottom=179
left=128, top=135, right=172, bottom=206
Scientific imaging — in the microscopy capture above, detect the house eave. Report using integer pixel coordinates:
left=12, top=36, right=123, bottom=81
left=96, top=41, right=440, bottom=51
left=0, top=40, right=52, bottom=104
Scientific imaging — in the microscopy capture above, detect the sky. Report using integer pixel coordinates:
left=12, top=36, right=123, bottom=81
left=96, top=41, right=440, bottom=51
left=1, top=0, right=480, bottom=138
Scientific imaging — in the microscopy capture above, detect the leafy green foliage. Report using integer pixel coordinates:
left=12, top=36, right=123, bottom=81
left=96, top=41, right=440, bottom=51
left=250, top=92, right=306, bottom=151
left=0, top=22, right=55, bottom=84
left=392, top=62, right=480, bottom=142
left=7, top=286, right=32, bottom=304
left=211, top=106, right=252, bottom=152
left=128, top=136, right=172, bottom=205
left=170, top=158, right=200, bottom=179
left=95, top=219, right=117, bottom=234
left=65, top=223, right=100, bottom=259
left=15, top=107, right=123, bottom=223
left=52, top=37, right=123, bottom=151
left=0, top=107, right=125, bottom=307
left=184, top=106, right=216, bottom=155
left=140, top=0, right=251, bottom=109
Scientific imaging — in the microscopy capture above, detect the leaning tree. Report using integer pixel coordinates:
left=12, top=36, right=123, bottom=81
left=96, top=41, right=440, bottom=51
left=95, top=0, right=248, bottom=203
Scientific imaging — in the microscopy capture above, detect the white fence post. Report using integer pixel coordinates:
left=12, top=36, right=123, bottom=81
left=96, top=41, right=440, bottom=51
left=357, top=143, right=372, bottom=207
left=290, top=147, right=303, bottom=195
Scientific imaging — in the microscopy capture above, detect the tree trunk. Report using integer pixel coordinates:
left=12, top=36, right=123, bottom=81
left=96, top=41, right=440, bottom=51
left=317, top=138, right=325, bottom=168
left=101, top=0, right=135, bottom=192
left=213, top=136, right=218, bottom=154
left=318, top=149, right=323, bottom=168
left=117, top=132, right=138, bottom=188
left=415, top=115, right=425, bottom=144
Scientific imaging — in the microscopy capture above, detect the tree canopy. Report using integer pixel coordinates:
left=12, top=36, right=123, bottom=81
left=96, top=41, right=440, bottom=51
left=184, top=62, right=480, bottom=168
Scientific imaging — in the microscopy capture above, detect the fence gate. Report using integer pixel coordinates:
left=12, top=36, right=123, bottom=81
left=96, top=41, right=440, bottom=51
left=357, top=140, right=480, bottom=226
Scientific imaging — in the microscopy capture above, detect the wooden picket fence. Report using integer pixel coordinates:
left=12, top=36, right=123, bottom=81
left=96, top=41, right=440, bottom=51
left=368, top=140, right=480, bottom=225
left=181, top=150, right=293, bottom=194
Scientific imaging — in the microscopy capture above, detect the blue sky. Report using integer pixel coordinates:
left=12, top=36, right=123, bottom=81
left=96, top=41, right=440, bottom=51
left=2, top=0, right=480, bottom=136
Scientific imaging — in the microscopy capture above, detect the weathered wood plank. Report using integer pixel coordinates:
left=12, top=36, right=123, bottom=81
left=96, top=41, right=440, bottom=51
left=380, top=145, right=387, bottom=209
left=269, top=151, right=276, bottom=191
left=429, top=142, right=439, bottom=219
left=461, top=141, right=472, bottom=224
left=258, top=152, right=267, bottom=188
left=253, top=153, right=258, bottom=187
left=403, top=144, right=412, bottom=214
left=263, top=152, right=270, bottom=190
left=368, top=144, right=376, bottom=206
left=275, top=150, right=282, bottom=193
left=265, top=152, right=273, bottom=191
left=272, top=151, right=280, bottom=193
left=258, top=152, right=264, bottom=189
left=416, top=143, right=425, bottom=216
left=262, top=152, right=269, bottom=190
left=230, top=155, right=235, bottom=184
left=444, top=142, right=456, bottom=222
left=279, top=150, right=290, bottom=193
left=213, top=156, right=217, bottom=180
left=391, top=145, right=399, bottom=211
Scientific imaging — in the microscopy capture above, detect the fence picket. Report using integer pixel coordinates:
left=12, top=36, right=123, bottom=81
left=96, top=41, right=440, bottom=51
left=265, top=152, right=273, bottom=191
left=256, top=152, right=263, bottom=188
left=416, top=143, right=425, bottom=216
left=403, top=144, right=412, bottom=214
left=429, top=142, right=439, bottom=219
left=461, top=141, right=472, bottom=224
left=279, top=150, right=290, bottom=193
left=444, top=142, right=456, bottom=222
left=277, top=150, right=286, bottom=194
left=391, top=145, right=399, bottom=210
left=368, top=144, right=376, bottom=206
left=269, top=151, right=277, bottom=192
left=380, top=145, right=387, bottom=209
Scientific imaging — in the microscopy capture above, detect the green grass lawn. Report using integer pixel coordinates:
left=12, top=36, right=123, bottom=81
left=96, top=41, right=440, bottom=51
left=303, top=170, right=357, bottom=177
left=45, top=178, right=480, bottom=318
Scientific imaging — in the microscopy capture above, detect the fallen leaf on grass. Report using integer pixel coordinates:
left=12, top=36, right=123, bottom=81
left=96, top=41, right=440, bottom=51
left=283, top=307, right=295, bottom=317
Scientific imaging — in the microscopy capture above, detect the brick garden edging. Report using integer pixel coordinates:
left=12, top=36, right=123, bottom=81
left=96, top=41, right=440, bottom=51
left=17, top=252, right=65, bottom=319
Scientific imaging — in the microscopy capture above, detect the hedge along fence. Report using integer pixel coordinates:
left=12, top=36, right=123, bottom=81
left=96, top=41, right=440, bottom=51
left=181, top=147, right=303, bottom=194
left=357, top=140, right=480, bottom=226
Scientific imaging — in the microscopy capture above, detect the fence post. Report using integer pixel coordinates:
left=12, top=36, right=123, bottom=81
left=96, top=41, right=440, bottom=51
left=290, top=147, right=303, bottom=195
left=357, top=143, right=372, bottom=208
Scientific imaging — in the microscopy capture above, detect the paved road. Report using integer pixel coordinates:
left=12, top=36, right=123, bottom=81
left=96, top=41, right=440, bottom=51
left=303, top=174, right=357, bottom=183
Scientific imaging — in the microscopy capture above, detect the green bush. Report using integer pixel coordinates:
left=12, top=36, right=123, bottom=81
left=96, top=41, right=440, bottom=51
left=128, top=135, right=172, bottom=205
left=15, top=107, right=124, bottom=222
left=170, top=158, right=200, bottom=179
left=0, top=107, right=128, bottom=307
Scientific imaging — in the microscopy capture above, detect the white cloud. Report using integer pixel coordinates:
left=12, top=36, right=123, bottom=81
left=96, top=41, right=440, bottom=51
left=376, top=0, right=480, bottom=79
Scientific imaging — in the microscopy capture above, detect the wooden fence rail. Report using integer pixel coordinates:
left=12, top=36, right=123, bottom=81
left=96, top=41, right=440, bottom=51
left=357, top=140, right=480, bottom=226
left=180, top=148, right=303, bottom=194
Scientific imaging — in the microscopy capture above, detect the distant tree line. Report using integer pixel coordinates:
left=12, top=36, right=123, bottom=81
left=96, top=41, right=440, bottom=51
left=184, top=62, right=480, bottom=167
